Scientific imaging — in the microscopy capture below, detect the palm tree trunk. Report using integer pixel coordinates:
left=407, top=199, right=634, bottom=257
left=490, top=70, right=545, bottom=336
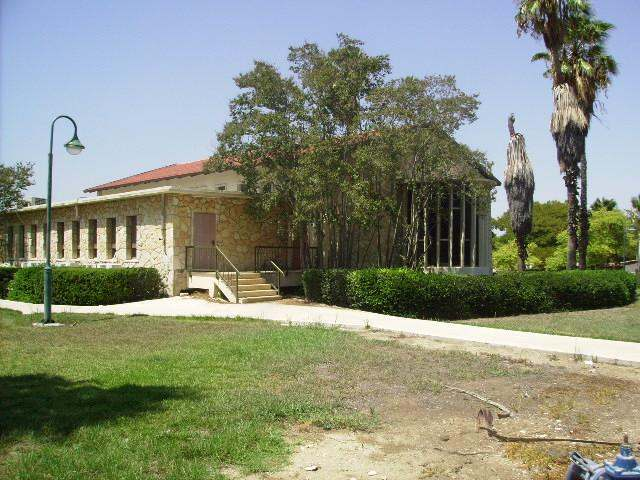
left=516, top=235, right=528, bottom=271
left=578, top=145, right=588, bottom=269
left=551, top=84, right=587, bottom=270
left=564, top=160, right=579, bottom=269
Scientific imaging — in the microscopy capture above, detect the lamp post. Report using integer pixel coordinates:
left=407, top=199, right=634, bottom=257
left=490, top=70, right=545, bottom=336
left=42, top=115, right=84, bottom=324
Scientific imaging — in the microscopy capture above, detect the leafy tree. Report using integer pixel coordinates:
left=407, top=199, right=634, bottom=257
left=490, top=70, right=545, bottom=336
left=494, top=239, right=542, bottom=272
left=590, top=197, right=617, bottom=211
left=504, top=114, right=535, bottom=270
left=0, top=162, right=34, bottom=214
left=628, top=194, right=640, bottom=229
left=545, top=208, right=636, bottom=269
left=212, top=34, right=487, bottom=268
left=494, top=200, right=567, bottom=264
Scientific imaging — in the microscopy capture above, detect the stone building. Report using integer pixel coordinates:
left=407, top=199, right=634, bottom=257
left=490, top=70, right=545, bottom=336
left=1, top=158, right=499, bottom=302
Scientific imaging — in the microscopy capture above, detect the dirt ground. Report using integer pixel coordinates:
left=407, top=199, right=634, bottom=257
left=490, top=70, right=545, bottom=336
left=246, top=329, right=640, bottom=480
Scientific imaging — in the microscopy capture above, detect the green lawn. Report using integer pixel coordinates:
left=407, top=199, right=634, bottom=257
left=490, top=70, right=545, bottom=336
left=0, top=308, right=525, bottom=480
left=461, top=300, right=640, bottom=342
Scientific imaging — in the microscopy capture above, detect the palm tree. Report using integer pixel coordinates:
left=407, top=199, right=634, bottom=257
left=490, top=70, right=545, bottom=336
left=505, top=114, right=535, bottom=271
left=516, top=0, right=590, bottom=269
left=590, top=197, right=617, bottom=211
left=566, top=16, right=617, bottom=269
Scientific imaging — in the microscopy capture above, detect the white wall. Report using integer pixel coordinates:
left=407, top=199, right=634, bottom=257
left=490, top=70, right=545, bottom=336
left=96, top=170, right=245, bottom=196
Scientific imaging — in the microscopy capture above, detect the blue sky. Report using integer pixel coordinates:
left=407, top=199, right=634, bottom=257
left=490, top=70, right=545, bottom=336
left=1, top=0, right=638, bottom=215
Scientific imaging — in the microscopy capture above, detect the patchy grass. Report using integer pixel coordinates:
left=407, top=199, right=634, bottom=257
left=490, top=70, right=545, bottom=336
left=461, top=300, right=640, bottom=343
left=0, top=308, right=531, bottom=480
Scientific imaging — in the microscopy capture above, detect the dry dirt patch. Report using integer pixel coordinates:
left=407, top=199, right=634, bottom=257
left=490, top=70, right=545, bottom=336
left=253, top=330, right=640, bottom=480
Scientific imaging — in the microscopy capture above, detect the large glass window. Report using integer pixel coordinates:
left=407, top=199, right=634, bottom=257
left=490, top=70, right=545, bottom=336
left=407, top=187, right=478, bottom=268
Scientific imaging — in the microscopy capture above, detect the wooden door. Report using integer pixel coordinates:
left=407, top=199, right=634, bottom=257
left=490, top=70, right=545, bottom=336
left=193, top=213, right=217, bottom=270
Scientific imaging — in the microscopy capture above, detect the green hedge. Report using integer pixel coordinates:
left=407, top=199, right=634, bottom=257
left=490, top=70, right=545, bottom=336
left=0, top=267, right=19, bottom=299
left=7, top=266, right=165, bottom=306
left=302, top=268, right=636, bottom=320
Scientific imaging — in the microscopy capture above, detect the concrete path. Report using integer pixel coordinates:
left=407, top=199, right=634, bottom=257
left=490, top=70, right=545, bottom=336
left=2, top=297, right=639, bottom=366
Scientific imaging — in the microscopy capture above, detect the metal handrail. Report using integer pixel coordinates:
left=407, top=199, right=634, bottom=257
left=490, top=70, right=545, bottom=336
left=268, top=260, right=284, bottom=295
left=254, top=245, right=318, bottom=272
left=214, top=246, right=240, bottom=303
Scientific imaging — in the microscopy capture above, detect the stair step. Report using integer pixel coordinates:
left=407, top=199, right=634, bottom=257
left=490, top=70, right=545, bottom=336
left=239, top=295, right=282, bottom=304
left=237, top=277, right=267, bottom=285
left=238, top=272, right=262, bottom=279
left=233, top=283, right=273, bottom=291
left=238, top=289, right=279, bottom=298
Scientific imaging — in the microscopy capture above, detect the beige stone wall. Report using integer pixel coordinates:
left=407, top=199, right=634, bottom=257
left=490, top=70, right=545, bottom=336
left=166, top=194, right=281, bottom=293
left=1, top=193, right=282, bottom=296
left=1, top=195, right=172, bottom=292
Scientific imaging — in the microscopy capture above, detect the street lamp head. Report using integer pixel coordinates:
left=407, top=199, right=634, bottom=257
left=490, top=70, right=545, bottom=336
left=64, top=134, right=84, bottom=155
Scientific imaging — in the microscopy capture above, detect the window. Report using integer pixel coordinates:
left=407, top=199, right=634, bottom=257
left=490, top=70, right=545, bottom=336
left=30, top=225, right=37, bottom=258
left=42, top=224, right=48, bottom=256
left=56, top=222, right=65, bottom=258
left=6, top=226, right=14, bottom=259
left=72, top=221, right=80, bottom=259
left=17, top=225, right=25, bottom=258
left=88, top=219, right=98, bottom=258
left=215, top=184, right=227, bottom=192
left=126, top=215, right=137, bottom=259
left=406, top=186, right=478, bottom=268
left=106, top=217, right=116, bottom=259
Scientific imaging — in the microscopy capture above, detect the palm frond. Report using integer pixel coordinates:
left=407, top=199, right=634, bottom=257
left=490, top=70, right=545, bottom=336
left=531, top=51, right=551, bottom=62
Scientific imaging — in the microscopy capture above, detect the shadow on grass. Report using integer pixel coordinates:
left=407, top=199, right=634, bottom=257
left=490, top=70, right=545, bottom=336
left=0, top=374, right=194, bottom=439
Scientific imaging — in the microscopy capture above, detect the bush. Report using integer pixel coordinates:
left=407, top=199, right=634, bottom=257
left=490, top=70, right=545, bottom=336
left=303, top=268, right=636, bottom=320
left=0, top=267, right=19, bottom=299
left=7, top=266, right=165, bottom=306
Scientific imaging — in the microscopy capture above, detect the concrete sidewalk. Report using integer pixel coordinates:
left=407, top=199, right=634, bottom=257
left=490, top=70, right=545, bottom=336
left=2, top=297, right=639, bottom=366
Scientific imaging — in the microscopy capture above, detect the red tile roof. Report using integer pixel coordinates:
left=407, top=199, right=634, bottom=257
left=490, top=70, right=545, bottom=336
left=84, top=159, right=209, bottom=193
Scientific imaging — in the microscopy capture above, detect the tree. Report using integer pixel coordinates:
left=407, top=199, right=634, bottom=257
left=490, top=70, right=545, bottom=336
left=494, top=200, right=567, bottom=264
left=516, top=0, right=591, bottom=269
left=562, top=13, right=617, bottom=269
left=630, top=194, right=640, bottom=229
left=212, top=34, right=487, bottom=269
left=523, top=3, right=617, bottom=269
left=504, top=114, right=535, bottom=270
left=494, top=239, right=542, bottom=272
left=590, top=197, right=617, bottom=211
left=545, top=208, right=636, bottom=269
left=0, top=162, right=34, bottom=214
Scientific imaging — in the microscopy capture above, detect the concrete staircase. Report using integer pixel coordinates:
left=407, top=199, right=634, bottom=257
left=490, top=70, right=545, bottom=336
left=187, top=271, right=282, bottom=303
left=231, top=272, right=282, bottom=303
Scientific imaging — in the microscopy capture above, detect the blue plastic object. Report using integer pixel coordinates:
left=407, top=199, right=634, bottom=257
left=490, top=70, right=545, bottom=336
left=567, top=440, right=640, bottom=480
left=604, top=444, right=640, bottom=479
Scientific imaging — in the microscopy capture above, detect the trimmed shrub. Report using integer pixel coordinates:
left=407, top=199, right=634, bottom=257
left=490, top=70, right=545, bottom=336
left=302, top=269, right=352, bottom=306
left=303, top=268, right=636, bottom=320
left=0, top=267, right=19, bottom=299
left=301, top=269, right=324, bottom=302
left=7, top=266, right=165, bottom=306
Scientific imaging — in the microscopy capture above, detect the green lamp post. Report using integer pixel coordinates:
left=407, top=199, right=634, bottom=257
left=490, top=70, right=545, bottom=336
left=42, top=115, right=84, bottom=324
